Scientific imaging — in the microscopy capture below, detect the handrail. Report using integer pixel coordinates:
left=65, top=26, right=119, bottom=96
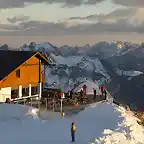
left=12, top=94, right=39, bottom=101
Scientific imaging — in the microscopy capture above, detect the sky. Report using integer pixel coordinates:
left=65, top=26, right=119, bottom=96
left=0, top=0, right=144, bottom=47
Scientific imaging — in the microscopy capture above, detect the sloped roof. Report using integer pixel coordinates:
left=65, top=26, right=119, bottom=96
left=0, top=50, right=49, bottom=81
left=73, top=80, right=100, bottom=95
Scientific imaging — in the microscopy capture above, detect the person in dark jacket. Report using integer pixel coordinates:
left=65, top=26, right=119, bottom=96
left=80, top=89, right=83, bottom=97
left=70, top=90, right=73, bottom=99
left=71, top=122, right=76, bottom=142
left=93, top=88, right=96, bottom=100
left=67, top=90, right=71, bottom=99
left=104, top=90, right=107, bottom=100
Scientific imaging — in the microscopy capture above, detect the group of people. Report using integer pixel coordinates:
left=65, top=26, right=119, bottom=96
left=78, top=84, right=107, bottom=101
left=56, top=84, right=107, bottom=103
left=70, top=85, right=107, bottom=142
left=80, top=84, right=87, bottom=97
left=93, top=85, right=107, bottom=101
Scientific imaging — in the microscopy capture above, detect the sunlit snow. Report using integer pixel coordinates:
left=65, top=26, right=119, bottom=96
left=0, top=103, right=144, bottom=144
left=45, top=54, right=110, bottom=89
left=116, top=69, right=143, bottom=77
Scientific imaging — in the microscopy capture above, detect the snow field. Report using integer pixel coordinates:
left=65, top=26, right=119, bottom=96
left=0, top=103, right=143, bottom=144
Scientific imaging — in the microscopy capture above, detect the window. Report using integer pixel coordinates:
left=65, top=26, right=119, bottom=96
left=31, top=87, right=38, bottom=95
left=22, top=88, right=29, bottom=97
left=16, top=69, right=20, bottom=78
left=11, top=89, right=19, bottom=99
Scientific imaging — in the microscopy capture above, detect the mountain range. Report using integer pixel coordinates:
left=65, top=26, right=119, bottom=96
left=1, top=41, right=144, bottom=109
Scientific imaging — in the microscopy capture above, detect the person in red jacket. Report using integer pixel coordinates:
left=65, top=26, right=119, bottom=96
left=59, top=90, right=63, bottom=99
left=100, top=85, right=105, bottom=96
left=83, top=84, right=87, bottom=96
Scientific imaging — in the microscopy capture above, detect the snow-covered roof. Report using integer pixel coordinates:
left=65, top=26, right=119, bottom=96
left=73, top=80, right=100, bottom=95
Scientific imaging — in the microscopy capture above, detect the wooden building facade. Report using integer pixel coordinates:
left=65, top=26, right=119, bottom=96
left=0, top=51, right=50, bottom=102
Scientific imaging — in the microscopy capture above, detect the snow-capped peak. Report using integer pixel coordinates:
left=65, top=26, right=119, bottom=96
left=35, top=42, right=55, bottom=52
left=0, top=44, right=9, bottom=50
left=19, top=42, right=61, bottom=55
left=84, top=44, right=91, bottom=48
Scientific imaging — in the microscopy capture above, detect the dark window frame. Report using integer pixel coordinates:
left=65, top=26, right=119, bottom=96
left=16, top=69, right=20, bottom=78
left=31, top=86, right=38, bottom=95
left=22, top=87, right=29, bottom=97
left=11, top=89, right=19, bottom=99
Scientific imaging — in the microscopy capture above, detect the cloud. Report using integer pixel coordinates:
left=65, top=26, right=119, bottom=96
left=0, top=17, right=144, bottom=36
left=61, top=0, right=105, bottom=7
left=112, top=0, right=144, bottom=7
left=0, top=0, right=105, bottom=8
left=0, top=0, right=26, bottom=8
left=7, top=15, right=30, bottom=23
left=0, top=21, right=66, bottom=35
left=69, top=8, right=144, bottom=25
left=0, top=0, right=143, bottom=9
left=69, top=8, right=137, bottom=21
left=1, top=7, right=144, bottom=35
left=0, top=23, right=20, bottom=31
left=65, top=19, right=144, bottom=34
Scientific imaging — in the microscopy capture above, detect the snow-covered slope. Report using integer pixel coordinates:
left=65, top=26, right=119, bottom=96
left=45, top=54, right=110, bottom=90
left=93, top=106, right=144, bottom=144
left=17, top=41, right=143, bottom=91
left=116, top=69, right=143, bottom=77
left=1, top=41, right=144, bottom=106
left=0, top=103, right=144, bottom=144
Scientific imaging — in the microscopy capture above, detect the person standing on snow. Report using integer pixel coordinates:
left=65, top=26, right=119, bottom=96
left=70, top=90, right=73, bottom=99
left=80, top=88, right=83, bottom=97
left=100, top=85, right=105, bottom=96
left=83, top=84, right=87, bottom=96
left=71, top=122, right=76, bottom=142
left=93, top=88, right=96, bottom=101
left=104, top=90, right=107, bottom=100
left=67, top=90, right=71, bottom=99
left=59, top=91, right=63, bottom=99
